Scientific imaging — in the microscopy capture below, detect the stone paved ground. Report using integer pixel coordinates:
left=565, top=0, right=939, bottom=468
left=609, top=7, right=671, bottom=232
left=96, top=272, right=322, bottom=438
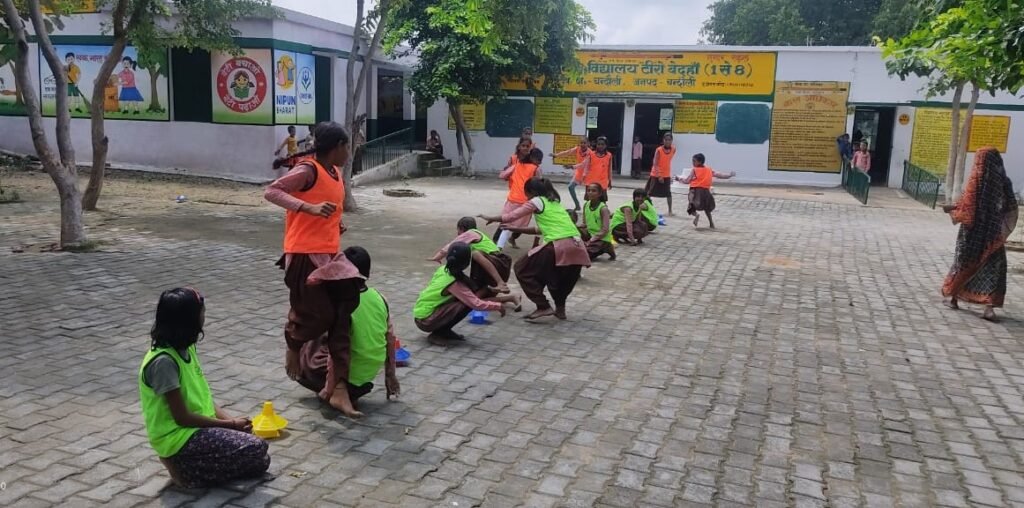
left=1, top=172, right=1023, bottom=507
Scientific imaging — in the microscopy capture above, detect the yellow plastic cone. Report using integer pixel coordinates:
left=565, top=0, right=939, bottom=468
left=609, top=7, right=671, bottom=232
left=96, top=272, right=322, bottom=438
left=252, top=401, right=287, bottom=439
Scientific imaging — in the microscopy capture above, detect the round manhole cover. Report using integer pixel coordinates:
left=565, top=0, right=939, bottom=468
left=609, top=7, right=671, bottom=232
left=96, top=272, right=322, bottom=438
left=383, top=188, right=425, bottom=198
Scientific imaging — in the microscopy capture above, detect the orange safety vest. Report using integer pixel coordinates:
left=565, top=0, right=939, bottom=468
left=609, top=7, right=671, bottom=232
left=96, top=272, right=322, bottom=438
left=584, top=152, right=612, bottom=190
left=573, top=147, right=589, bottom=182
left=651, top=146, right=675, bottom=178
left=507, top=161, right=539, bottom=204
left=690, top=166, right=713, bottom=189
left=283, top=160, right=344, bottom=254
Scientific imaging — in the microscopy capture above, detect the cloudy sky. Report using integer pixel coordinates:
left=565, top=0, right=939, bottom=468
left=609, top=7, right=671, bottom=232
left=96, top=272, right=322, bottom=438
left=272, top=0, right=714, bottom=45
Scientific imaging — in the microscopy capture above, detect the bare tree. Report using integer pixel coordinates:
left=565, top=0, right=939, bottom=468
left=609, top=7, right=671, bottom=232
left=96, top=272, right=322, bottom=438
left=343, top=0, right=390, bottom=212
left=2, top=0, right=87, bottom=247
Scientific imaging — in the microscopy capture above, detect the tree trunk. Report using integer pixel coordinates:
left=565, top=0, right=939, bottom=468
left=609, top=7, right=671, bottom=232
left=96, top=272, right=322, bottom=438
left=450, top=102, right=476, bottom=175
left=944, top=82, right=964, bottom=204
left=952, top=83, right=980, bottom=202
left=83, top=36, right=128, bottom=211
left=3, top=0, right=87, bottom=247
left=147, top=68, right=162, bottom=111
left=9, top=62, right=24, bottom=105
left=448, top=101, right=467, bottom=171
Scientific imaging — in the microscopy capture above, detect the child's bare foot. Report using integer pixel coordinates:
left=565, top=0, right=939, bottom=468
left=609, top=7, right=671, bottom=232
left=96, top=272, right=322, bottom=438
left=944, top=298, right=960, bottom=310
left=508, top=239, right=519, bottom=249
left=328, top=390, right=363, bottom=419
left=285, top=350, right=301, bottom=380
left=525, top=308, right=556, bottom=320
left=693, top=216, right=699, bottom=227
left=512, top=294, right=522, bottom=312
left=982, top=306, right=998, bottom=322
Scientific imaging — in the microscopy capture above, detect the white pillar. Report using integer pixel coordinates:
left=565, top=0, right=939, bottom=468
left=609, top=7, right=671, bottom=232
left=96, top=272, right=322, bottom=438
left=620, top=102, right=637, bottom=176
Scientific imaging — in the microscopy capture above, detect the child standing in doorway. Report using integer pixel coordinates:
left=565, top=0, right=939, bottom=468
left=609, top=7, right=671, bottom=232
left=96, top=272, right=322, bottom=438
left=675, top=153, right=736, bottom=229
left=139, top=288, right=271, bottom=488
left=647, top=133, right=676, bottom=215
left=550, top=135, right=591, bottom=212
left=852, top=141, right=871, bottom=178
left=631, top=136, right=643, bottom=178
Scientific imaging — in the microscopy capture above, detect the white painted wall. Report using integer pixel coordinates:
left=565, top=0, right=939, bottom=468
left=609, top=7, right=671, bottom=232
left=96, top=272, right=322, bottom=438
left=429, top=47, right=1024, bottom=191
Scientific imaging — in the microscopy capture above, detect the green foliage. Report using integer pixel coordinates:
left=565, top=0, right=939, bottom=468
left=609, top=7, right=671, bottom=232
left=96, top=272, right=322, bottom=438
left=702, top=0, right=924, bottom=45
left=386, top=0, right=594, bottom=106
left=123, top=0, right=276, bottom=56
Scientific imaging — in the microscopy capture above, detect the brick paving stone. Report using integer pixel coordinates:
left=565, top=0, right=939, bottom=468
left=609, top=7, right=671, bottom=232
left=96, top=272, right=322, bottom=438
left=2, top=179, right=1024, bottom=507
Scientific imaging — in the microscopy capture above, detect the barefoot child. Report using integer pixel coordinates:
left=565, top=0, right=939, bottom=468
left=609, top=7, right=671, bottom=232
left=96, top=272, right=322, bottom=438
left=577, top=183, right=615, bottom=260
left=496, top=143, right=543, bottom=249
left=264, top=122, right=365, bottom=418
left=297, top=247, right=400, bottom=415
left=430, top=217, right=513, bottom=294
left=609, top=188, right=651, bottom=245
left=414, top=242, right=522, bottom=345
left=551, top=135, right=591, bottom=211
left=139, top=288, right=271, bottom=488
left=576, top=136, right=613, bottom=191
left=480, top=178, right=591, bottom=320
left=647, top=133, right=676, bottom=214
left=676, top=153, right=735, bottom=229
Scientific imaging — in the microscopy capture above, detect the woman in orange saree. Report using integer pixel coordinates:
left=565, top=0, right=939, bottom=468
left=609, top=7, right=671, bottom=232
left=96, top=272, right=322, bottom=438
left=942, top=148, right=1018, bottom=321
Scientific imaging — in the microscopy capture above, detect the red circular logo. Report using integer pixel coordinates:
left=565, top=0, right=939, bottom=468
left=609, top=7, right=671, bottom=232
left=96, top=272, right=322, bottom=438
left=216, top=57, right=268, bottom=113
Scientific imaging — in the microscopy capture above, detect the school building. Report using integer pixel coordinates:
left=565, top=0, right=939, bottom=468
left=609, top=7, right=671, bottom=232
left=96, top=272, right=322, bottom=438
left=427, top=46, right=1024, bottom=190
left=0, top=6, right=417, bottom=182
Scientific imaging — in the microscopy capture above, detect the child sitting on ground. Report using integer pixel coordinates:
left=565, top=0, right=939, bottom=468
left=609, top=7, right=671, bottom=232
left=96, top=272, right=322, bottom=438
left=430, top=217, right=512, bottom=294
left=577, top=183, right=615, bottom=260
left=609, top=188, right=651, bottom=245
left=139, top=288, right=271, bottom=488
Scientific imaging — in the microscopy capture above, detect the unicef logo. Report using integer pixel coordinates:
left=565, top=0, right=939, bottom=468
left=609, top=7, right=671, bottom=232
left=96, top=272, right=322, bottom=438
left=299, top=67, right=314, bottom=104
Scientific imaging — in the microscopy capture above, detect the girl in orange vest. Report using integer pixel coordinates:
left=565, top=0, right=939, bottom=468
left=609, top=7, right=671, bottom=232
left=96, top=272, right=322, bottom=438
left=647, top=132, right=676, bottom=215
left=263, top=122, right=365, bottom=419
left=497, top=141, right=543, bottom=249
left=550, top=136, right=591, bottom=212
left=674, top=153, right=736, bottom=229
left=575, top=136, right=613, bottom=191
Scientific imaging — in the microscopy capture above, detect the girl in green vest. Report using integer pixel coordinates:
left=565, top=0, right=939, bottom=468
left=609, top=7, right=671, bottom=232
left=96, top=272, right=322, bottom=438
left=480, top=177, right=592, bottom=320
left=297, top=247, right=400, bottom=417
left=429, top=217, right=512, bottom=294
left=641, top=197, right=660, bottom=232
left=138, top=288, right=270, bottom=488
left=609, top=188, right=651, bottom=246
left=415, top=242, right=521, bottom=345
left=577, top=183, right=616, bottom=261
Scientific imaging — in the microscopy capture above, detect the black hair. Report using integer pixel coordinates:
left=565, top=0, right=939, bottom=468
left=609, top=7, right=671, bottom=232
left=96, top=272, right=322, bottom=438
left=693, top=153, right=706, bottom=165
left=528, top=148, right=544, bottom=164
left=150, top=288, right=205, bottom=350
left=287, top=125, right=296, bottom=134
left=524, top=177, right=561, bottom=202
left=457, top=216, right=477, bottom=232
left=275, top=121, right=349, bottom=168
left=232, top=71, right=251, bottom=85
left=343, top=246, right=371, bottom=279
left=632, top=188, right=648, bottom=201
left=121, top=56, right=137, bottom=69
left=663, top=132, right=673, bottom=140
left=65, top=52, right=75, bottom=59
left=596, top=136, right=608, bottom=145
left=586, top=182, right=608, bottom=205
left=445, top=242, right=476, bottom=290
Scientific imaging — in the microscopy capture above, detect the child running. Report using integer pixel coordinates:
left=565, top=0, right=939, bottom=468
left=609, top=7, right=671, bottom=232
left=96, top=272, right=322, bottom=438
left=675, top=153, right=736, bottom=229
left=576, top=136, right=613, bottom=191
left=414, top=242, right=522, bottom=345
left=430, top=217, right=512, bottom=294
left=480, top=177, right=591, bottom=320
left=496, top=142, right=543, bottom=249
left=609, top=188, right=651, bottom=245
left=550, top=135, right=591, bottom=211
left=296, top=247, right=400, bottom=417
left=647, top=133, right=676, bottom=215
left=264, top=122, right=365, bottom=418
left=139, top=288, right=271, bottom=488
left=577, top=183, right=615, bottom=261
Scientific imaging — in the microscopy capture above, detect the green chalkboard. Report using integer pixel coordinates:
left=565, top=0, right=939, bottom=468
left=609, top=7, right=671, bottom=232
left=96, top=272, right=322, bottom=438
left=715, top=103, right=771, bottom=144
left=486, top=99, right=535, bottom=138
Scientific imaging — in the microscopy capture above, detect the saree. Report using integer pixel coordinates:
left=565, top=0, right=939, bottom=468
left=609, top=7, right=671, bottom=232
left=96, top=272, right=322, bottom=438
left=942, top=148, right=1019, bottom=307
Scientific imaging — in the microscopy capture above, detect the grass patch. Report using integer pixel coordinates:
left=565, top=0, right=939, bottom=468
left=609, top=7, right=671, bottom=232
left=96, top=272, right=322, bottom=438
left=62, top=240, right=107, bottom=253
left=0, top=188, right=21, bottom=203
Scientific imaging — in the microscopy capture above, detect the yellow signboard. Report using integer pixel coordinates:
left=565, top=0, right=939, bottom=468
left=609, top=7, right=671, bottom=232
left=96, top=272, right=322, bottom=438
left=448, top=101, right=485, bottom=131
left=968, top=115, right=1011, bottom=152
left=910, top=109, right=955, bottom=174
left=534, top=97, right=573, bottom=134
left=768, top=81, right=850, bottom=173
left=553, top=134, right=581, bottom=166
left=504, top=50, right=777, bottom=96
left=674, top=100, right=718, bottom=134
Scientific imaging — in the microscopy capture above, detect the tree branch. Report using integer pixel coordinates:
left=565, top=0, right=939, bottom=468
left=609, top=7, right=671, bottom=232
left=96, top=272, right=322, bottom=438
left=27, top=0, right=74, bottom=170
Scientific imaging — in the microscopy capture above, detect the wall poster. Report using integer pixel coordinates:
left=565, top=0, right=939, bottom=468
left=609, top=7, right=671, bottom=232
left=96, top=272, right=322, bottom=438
left=212, top=49, right=273, bottom=125
left=768, top=81, right=850, bottom=173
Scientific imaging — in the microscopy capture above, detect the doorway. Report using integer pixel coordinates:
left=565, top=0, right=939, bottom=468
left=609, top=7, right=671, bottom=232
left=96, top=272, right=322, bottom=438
left=633, top=102, right=674, bottom=176
left=375, top=71, right=405, bottom=139
left=587, top=102, right=625, bottom=174
left=852, top=107, right=895, bottom=186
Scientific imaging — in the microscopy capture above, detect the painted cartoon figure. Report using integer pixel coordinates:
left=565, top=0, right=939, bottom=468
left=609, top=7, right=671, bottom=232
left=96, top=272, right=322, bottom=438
left=104, top=75, right=120, bottom=113
left=64, top=52, right=84, bottom=112
left=118, top=56, right=144, bottom=114
left=276, top=55, right=295, bottom=88
left=231, top=71, right=254, bottom=100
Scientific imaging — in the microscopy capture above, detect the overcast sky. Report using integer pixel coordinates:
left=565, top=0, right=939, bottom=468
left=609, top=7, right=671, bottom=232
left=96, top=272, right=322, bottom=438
left=272, top=0, right=714, bottom=45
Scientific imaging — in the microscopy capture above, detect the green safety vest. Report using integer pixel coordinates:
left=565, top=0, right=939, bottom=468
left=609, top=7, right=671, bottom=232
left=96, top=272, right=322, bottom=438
left=138, top=345, right=216, bottom=458
left=348, top=287, right=389, bottom=386
left=584, top=202, right=612, bottom=242
left=534, top=197, right=579, bottom=244
left=610, top=201, right=640, bottom=231
left=468, top=229, right=500, bottom=255
left=413, top=265, right=457, bottom=319
left=641, top=199, right=659, bottom=228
